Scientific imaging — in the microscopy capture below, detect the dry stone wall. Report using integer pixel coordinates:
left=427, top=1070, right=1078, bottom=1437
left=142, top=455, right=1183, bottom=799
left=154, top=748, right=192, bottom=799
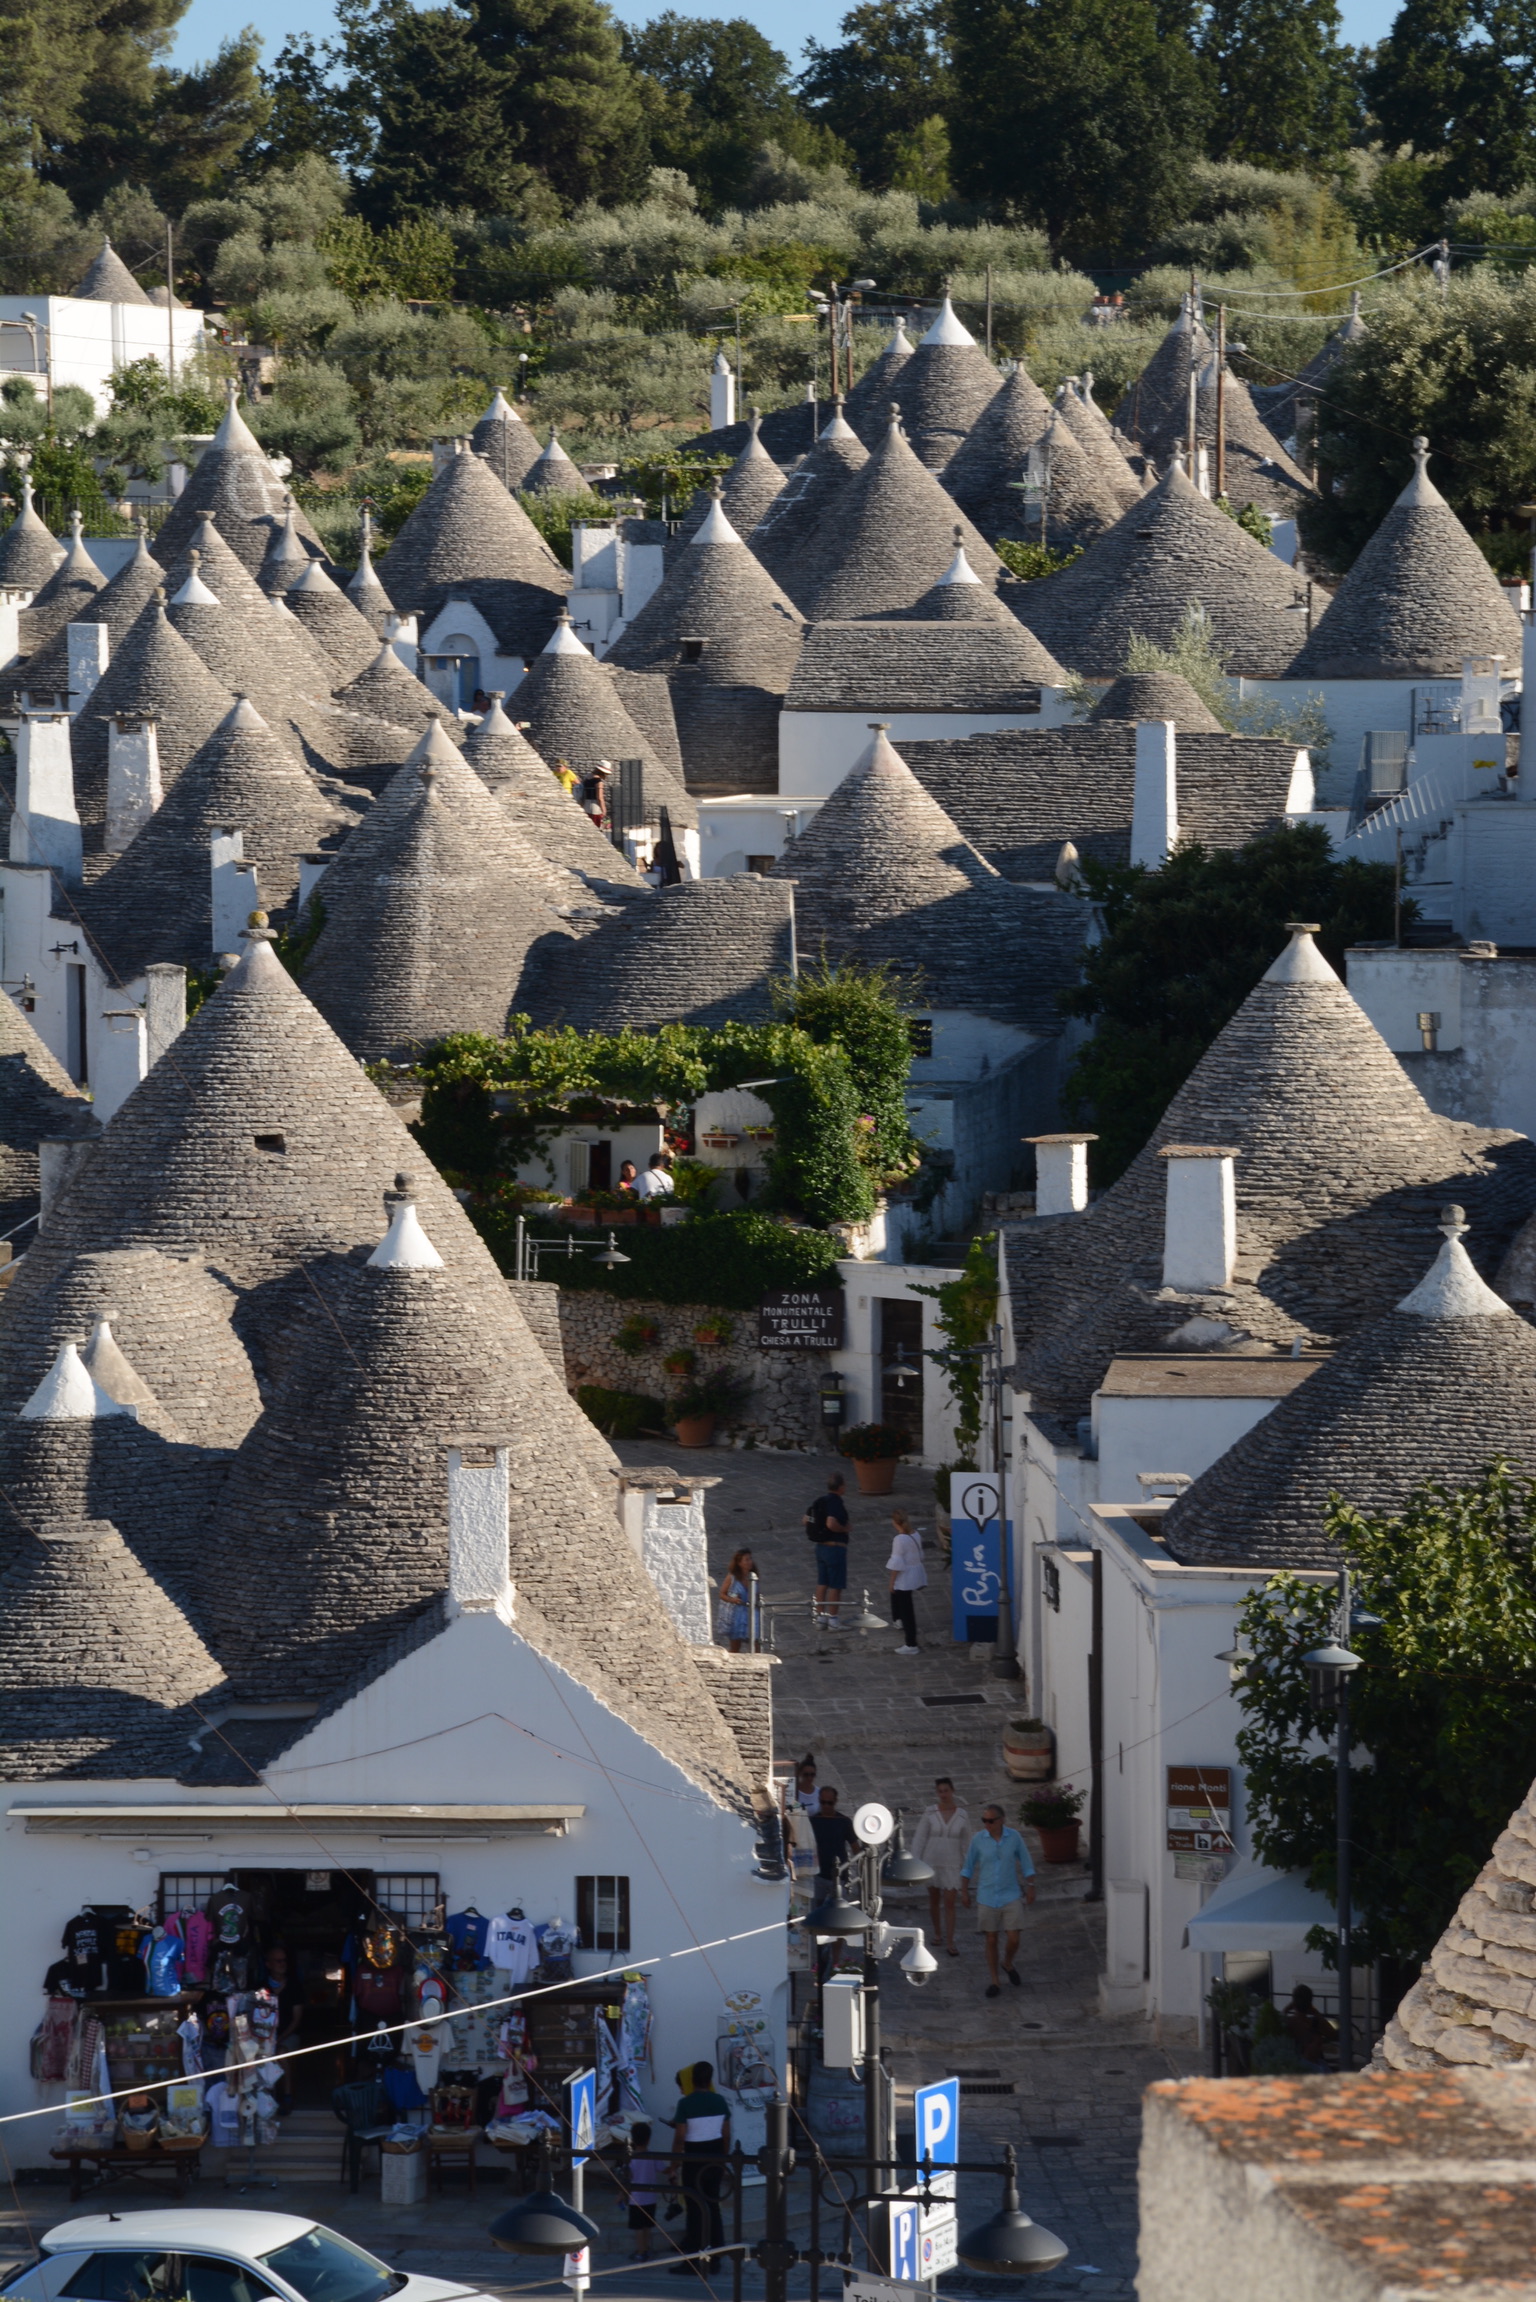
left=555, top=1289, right=831, bottom=1451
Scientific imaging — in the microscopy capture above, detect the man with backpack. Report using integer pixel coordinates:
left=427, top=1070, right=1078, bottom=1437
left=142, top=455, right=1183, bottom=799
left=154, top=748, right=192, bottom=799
left=804, top=1470, right=851, bottom=1624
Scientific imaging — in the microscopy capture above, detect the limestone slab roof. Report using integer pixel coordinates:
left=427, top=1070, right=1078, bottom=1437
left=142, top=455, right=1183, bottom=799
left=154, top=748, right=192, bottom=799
left=1014, top=456, right=1320, bottom=677
left=346, top=530, right=396, bottom=632
left=1056, top=376, right=1146, bottom=512
left=1113, top=302, right=1212, bottom=443
left=611, top=665, right=687, bottom=782
left=10, top=534, right=162, bottom=712
left=687, top=400, right=819, bottom=464
left=74, top=238, right=154, bottom=304
left=941, top=371, right=1123, bottom=547
left=299, top=752, right=579, bottom=1060
left=0, top=991, right=88, bottom=1235
left=0, top=1517, right=225, bottom=1778
left=0, top=481, right=65, bottom=593
left=521, top=428, right=584, bottom=497
left=900, top=721, right=1297, bottom=879
left=284, top=556, right=390, bottom=681
left=167, top=582, right=328, bottom=768
left=256, top=499, right=316, bottom=596
left=1140, top=359, right=1317, bottom=519
left=1252, top=296, right=1367, bottom=452
left=672, top=414, right=787, bottom=553
left=889, top=300, right=1002, bottom=471
left=169, top=516, right=341, bottom=696
left=1287, top=439, right=1523, bottom=678
left=76, top=698, right=354, bottom=977
left=795, top=416, right=1005, bottom=620
left=465, top=699, right=644, bottom=886
left=898, top=542, right=1035, bottom=625
left=772, top=728, right=1089, bottom=1030
left=513, top=617, right=697, bottom=828
left=522, top=874, right=790, bottom=1029
left=844, top=322, right=916, bottom=446
left=379, top=443, right=569, bottom=656
left=471, top=392, right=543, bottom=491
left=69, top=598, right=236, bottom=848
left=20, top=516, right=107, bottom=655
left=152, top=388, right=326, bottom=577
left=748, top=403, right=869, bottom=596
left=785, top=618, right=1060, bottom=709
left=200, top=1229, right=754, bottom=1805
left=1088, top=669, right=1225, bottom=732
left=1003, top=929, right=1536, bottom=1418
left=333, top=637, right=460, bottom=737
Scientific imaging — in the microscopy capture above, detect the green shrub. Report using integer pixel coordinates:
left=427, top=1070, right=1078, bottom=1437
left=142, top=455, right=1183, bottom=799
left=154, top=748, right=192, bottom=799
left=575, top=1384, right=666, bottom=1438
left=472, top=1205, right=844, bottom=1308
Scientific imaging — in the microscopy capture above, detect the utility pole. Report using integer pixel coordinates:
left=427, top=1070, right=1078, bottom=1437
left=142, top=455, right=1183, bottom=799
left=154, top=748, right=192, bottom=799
left=1215, top=304, right=1226, bottom=501
left=985, top=263, right=994, bottom=360
left=1335, top=1567, right=1355, bottom=2070
left=757, top=2099, right=795, bottom=2302
left=1185, top=279, right=1199, bottom=480
left=166, top=218, right=176, bottom=387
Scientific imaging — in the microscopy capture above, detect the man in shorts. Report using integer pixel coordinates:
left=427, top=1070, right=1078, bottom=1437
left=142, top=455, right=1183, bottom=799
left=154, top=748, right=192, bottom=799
left=960, top=1802, right=1036, bottom=1997
left=804, top=1470, right=851, bottom=1623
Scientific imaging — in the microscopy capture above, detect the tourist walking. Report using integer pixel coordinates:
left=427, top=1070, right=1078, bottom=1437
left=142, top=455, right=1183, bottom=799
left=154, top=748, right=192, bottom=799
left=810, top=1786, right=858, bottom=1880
left=804, top=1469, right=851, bottom=1622
left=886, top=1509, right=926, bottom=1653
left=715, top=1549, right=754, bottom=1652
left=792, top=1753, right=819, bottom=1811
left=911, top=1778, right=970, bottom=1956
left=960, top=1802, right=1036, bottom=1997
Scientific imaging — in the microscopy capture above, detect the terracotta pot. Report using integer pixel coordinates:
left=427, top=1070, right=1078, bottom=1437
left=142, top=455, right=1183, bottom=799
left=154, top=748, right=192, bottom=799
left=609, top=1207, right=639, bottom=1225
left=564, top=1204, right=597, bottom=1226
left=642, top=1204, right=664, bottom=1225
left=1036, top=1821, right=1081, bottom=1864
left=674, top=1413, right=717, bottom=1449
left=1002, top=1723, right=1055, bottom=1782
left=851, top=1457, right=898, bottom=1495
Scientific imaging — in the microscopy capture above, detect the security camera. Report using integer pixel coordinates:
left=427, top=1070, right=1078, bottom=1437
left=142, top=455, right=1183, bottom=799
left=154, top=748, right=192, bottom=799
left=901, top=1937, right=938, bottom=1988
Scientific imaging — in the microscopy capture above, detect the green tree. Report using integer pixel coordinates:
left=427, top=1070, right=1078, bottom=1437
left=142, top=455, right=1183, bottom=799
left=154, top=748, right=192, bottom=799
left=946, top=0, right=1213, bottom=259
left=773, top=954, right=920, bottom=1185
left=798, top=0, right=951, bottom=190
left=1198, top=0, right=1359, bottom=167
left=1369, top=0, right=1536, bottom=203
left=1234, top=1465, right=1536, bottom=1969
left=1062, top=826, right=1401, bottom=1182
left=626, top=13, right=837, bottom=211
left=0, top=378, right=121, bottom=526
left=461, top=0, right=651, bottom=207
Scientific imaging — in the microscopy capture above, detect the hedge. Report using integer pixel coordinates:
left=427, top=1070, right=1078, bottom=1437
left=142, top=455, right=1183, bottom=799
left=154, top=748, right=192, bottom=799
left=472, top=1207, right=844, bottom=1309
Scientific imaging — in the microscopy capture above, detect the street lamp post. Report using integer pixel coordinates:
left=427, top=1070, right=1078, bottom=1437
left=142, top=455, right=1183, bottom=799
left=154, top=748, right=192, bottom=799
left=1303, top=1569, right=1364, bottom=2070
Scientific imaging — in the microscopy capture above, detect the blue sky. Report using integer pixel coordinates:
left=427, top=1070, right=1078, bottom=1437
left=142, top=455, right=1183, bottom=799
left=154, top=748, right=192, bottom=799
left=170, top=0, right=1402, bottom=77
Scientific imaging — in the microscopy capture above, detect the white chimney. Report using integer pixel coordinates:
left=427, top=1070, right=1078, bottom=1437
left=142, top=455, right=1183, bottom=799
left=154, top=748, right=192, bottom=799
left=12, top=711, right=82, bottom=886
left=616, top=1467, right=715, bottom=1643
left=710, top=350, right=736, bottom=434
left=446, top=1443, right=514, bottom=1620
left=1130, top=720, right=1178, bottom=870
left=105, top=714, right=162, bottom=852
left=297, top=852, right=332, bottom=911
left=210, top=829, right=259, bottom=955
left=1027, top=1131, right=1096, bottom=1216
left=92, top=1005, right=147, bottom=1124
left=67, top=621, right=109, bottom=712
left=0, top=585, right=24, bottom=673
left=1159, top=1146, right=1239, bottom=1292
left=144, top=964, right=186, bottom=1070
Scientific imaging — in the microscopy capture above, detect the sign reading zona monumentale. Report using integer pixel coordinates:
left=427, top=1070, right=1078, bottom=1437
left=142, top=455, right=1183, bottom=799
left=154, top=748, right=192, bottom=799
left=759, top=1287, right=844, bottom=1350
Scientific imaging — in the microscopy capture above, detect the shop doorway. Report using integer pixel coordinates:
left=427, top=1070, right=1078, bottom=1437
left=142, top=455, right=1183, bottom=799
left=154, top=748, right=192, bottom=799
left=879, top=1297, right=924, bottom=1439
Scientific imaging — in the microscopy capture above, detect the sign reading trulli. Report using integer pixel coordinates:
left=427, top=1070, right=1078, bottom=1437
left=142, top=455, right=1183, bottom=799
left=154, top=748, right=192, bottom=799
left=759, top=1288, right=844, bottom=1349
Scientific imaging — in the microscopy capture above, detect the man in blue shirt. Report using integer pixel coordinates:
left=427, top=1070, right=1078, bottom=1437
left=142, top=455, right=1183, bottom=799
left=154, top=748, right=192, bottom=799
left=960, top=1803, right=1036, bottom=1998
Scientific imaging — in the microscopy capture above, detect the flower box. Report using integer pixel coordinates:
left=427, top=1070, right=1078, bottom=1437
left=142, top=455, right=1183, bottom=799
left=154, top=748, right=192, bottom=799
left=700, top=1133, right=739, bottom=1150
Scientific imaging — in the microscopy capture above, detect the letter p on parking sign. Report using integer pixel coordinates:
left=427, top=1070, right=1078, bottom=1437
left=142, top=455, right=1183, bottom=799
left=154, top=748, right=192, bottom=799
left=914, top=2078, right=959, bottom=2196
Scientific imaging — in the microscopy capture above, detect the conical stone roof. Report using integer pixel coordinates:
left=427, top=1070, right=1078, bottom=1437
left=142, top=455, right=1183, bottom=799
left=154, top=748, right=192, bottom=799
left=69, top=597, right=236, bottom=848
left=773, top=728, right=1088, bottom=1031
left=1143, top=358, right=1316, bottom=519
left=152, top=384, right=326, bottom=577
left=795, top=414, right=1005, bottom=620
left=471, top=391, right=543, bottom=491
left=941, top=369, right=1122, bottom=547
left=890, top=297, right=1002, bottom=472
left=1114, top=300, right=1213, bottom=444
left=74, top=238, right=153, bottom=305
left=0, top=992, right=88, bottom=1234
left=299, top=753, right=577, bottom=1060
left=284, top=556, right=387, bottom=680
left=524, top=876, right=790, bottom=1030
left=77, top=697, right=353, bottom=976
left=1253, top=295, right=1367, bottom=453
left=749, top=401, right=869, bottom=594
left=607, top=494, right=804, bottom=797
left=1162, top=1207, right=1536, bottom=1571
left=10, top=531, right=161, bottom=713
left=1288, top=438, right=1523, bottom=678
left=199, top=1213, right=752, bottom=1804
left=845, top=320, right=915, bottom=446
left=519, top=427, right=584, bottom=497
left=167, top=560, right=323, bottom=756
left=20, top=513, right=106, bottom=657
left=0, top=478, right=65, bottom=594
left=169, top=516, right=340, bottom=696
left=346, top=518, right=396, bottom=632
left=514, top=613, right=697, bottom=828
left=333, top=637, right=461, bottom=739
left=1005, top=925, right=1536, bottom=1419
left=1014, top=454, right=1318, bottom=677
left=1057, top=376, right=1145, bottom=513
left=379, top=443, right=568, bottom=656
left=1088, top=668, right=1225, bottom=732
left=256, top=498, right=318, bottom=597
left=900, top=536, right=1033, bottom=625
left=464, top=699, right=641, bottom=884
left=0, top=1517, right=225, bottom=1777
left=672, top=412, right=787, bottom=553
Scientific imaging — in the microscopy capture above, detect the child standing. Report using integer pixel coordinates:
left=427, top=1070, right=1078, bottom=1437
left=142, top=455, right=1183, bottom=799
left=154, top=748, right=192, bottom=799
left=628, top=2120, right=669, bottom=2261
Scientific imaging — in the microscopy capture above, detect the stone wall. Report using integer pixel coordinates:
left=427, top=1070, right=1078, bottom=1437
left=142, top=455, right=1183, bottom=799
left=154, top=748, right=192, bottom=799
left=555, top=1288, right=832, bottom=1451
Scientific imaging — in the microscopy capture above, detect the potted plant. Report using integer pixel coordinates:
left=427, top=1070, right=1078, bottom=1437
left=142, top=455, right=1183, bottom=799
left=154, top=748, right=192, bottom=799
left=614, top=1314, right=660, bottom=1357
left=663, top=1345, right=698, bottom=1380
left=837, top=1423, right=909, bottom=1496
left=699, top=1130, right=739, bottom=1150
left=1020, top=1781, right=1086, bottom=1864
left=1001, top=1717, right=1055, bottom=1782
left=671, top=1370, right=753, bottom=1450
left=669, top=1156, right=720, bottom=1212
left=693, top=1315, right=734, bottom=1348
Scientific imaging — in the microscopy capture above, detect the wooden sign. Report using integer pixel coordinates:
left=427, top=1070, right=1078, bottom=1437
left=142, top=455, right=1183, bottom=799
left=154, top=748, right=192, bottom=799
left=758, top=1288, right=843, bottom=1350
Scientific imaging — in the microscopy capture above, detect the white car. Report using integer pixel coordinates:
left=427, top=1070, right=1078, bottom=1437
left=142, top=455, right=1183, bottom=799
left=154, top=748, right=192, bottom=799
left=0, top=2212, right=490, bottom=2302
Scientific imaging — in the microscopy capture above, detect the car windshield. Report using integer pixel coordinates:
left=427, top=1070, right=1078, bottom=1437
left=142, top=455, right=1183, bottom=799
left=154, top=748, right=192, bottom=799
left=257, top=2232, right=404, bottom=2302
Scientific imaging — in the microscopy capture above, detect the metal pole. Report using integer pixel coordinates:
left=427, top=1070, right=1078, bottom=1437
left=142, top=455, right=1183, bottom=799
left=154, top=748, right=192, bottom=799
left=166, top=218, right=176, bottom=386
left=861, top=1844, right=882, bottom=2202
left=569, top=2156, right=588, bottom=2298
left=1336, top=1565, right=1354, bottom=2071
left=515, top=1211, right=526, bottom=1283
left=1186, top=282, right=1197, bottom=477
left=760, top=2098, right=794, bottom=2302
left=1087, top=1548, right=1104, bottom=1901
left=1215, top=304, right=1226, bottom=501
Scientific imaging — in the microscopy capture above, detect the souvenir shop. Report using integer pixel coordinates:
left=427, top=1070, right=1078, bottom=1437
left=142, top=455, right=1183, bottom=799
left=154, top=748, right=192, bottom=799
left=32, top=1869, right=661, bottom=2180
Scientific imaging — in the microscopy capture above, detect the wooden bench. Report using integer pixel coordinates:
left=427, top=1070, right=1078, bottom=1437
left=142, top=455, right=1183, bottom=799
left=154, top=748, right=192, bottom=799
left=50, top=2142, right=203, bottom=2202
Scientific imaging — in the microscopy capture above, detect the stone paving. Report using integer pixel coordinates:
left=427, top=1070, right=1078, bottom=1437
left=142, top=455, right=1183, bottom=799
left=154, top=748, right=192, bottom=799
left=0, top=1440, right=1189, bottom=2302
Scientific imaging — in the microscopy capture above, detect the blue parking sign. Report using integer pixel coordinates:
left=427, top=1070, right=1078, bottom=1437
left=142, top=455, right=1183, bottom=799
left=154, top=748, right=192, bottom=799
left=914, top=2078, right=959, bottom=2196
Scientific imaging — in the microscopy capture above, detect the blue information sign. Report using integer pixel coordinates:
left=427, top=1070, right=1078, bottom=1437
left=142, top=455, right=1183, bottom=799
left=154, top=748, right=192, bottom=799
left=951, top=1473, right=1007, bottom=1641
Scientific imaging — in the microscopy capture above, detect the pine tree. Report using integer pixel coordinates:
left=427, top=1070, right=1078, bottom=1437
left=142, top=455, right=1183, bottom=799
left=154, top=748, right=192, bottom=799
left=1369, top=0, right=1536, bottom=200
left=798, top=0, right=951, bottom=190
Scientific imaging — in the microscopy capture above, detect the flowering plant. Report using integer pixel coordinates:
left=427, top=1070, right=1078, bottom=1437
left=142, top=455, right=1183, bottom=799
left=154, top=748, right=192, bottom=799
left=1020, top=1782, right=1085, bottom=1830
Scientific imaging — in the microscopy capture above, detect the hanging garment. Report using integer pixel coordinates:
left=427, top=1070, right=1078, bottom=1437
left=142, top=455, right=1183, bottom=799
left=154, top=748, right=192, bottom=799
left=65, top=2013, right=104, bottom=2092
left=487, top=1913, right=540, bottom=1986
left=205, top=2080, right=243, bottom=2149
left=410, top=2025, right=442, bottom=2092
left=182, top=1909, right=214, bottom=1983
left=178, top=2013, right=205, bottom=2075
left=147, top=1931, right=184, bottom=1997
left=33, top=1998, right=76, bottom=2083
left=206, top=1886, right=254, bottom=1947
left=444, top=1910, right=490, bottom=1969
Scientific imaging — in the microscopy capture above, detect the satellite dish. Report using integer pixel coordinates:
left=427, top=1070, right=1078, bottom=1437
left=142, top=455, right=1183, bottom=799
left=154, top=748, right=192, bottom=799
left=853, top=1801, right=894, bottom=1846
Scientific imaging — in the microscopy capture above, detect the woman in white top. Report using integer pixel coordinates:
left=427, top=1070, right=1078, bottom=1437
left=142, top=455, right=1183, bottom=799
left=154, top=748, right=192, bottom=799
left=886, top=1511, right=927, bottom=1655
left=911, top=1777, right=971, bottom=1955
